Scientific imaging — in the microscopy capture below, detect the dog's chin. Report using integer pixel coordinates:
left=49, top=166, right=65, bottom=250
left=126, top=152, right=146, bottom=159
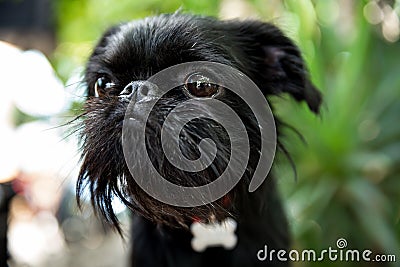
left=77, top=96, right=236, bottom=230
left=78, top=160, right=235, bottom=230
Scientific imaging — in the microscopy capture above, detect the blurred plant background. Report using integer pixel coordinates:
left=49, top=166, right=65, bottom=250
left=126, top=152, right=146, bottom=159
left=0, top=0, right=399, bottom=266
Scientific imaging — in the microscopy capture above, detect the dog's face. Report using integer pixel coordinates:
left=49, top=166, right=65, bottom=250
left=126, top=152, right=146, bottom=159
left=77, top=13, right=321, bottom=230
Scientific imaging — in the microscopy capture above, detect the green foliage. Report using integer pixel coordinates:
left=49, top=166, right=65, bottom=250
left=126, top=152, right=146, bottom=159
left=254, top=1, right=400, bottom=266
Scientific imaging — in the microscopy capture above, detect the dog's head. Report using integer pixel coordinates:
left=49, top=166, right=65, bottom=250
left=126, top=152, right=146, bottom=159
left=77, top=13, right=321, bottom=231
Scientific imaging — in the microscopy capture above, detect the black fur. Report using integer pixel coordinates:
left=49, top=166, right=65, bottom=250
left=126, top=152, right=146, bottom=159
left=76, top=13, right=321, bottom=267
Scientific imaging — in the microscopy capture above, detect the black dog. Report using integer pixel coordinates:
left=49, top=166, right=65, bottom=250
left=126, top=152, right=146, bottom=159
left=76, top=13, right=321, bottom=267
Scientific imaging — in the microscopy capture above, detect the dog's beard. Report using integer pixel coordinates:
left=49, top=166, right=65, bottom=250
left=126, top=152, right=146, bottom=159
left=76, top=87, right=262, bottom=231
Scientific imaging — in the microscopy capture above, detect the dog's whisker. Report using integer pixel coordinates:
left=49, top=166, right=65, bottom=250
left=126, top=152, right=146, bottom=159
left=277, top=140, right=298, bottom=182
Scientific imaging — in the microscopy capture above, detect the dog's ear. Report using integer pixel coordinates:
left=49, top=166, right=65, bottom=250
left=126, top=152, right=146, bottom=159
left=226, top=20, right=322, bottom=113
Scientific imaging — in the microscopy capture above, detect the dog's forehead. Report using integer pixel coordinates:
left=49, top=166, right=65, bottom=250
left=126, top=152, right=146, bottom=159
left=101, top=15, right=234, bottom=75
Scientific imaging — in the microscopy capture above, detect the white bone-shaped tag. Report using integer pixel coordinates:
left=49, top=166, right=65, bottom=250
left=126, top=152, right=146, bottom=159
left=190, top=217, right=237, bottom=252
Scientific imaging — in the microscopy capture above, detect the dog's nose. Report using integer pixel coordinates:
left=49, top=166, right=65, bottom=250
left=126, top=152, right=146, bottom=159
left=119, top=80, right=161, bottom=103
left=119, top=81, right=145, bottom=99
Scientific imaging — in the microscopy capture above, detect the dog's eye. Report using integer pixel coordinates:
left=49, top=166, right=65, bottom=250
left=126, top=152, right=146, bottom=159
left=184, top=73, right=220, bottom=97
left=94, top=77, right=114, bottom=97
